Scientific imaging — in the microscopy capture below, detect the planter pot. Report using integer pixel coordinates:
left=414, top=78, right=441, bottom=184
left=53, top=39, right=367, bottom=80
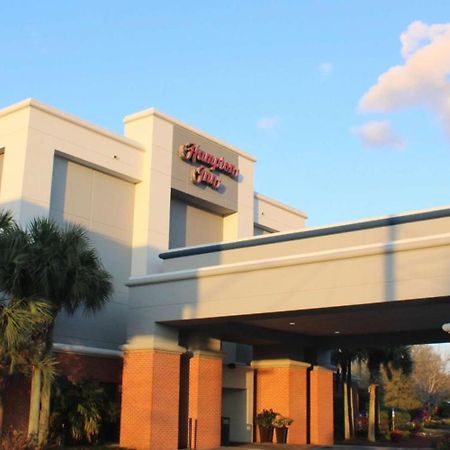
left=258, top=425, right=274, bottom=443
left=275, top=426, right=288, bottom=443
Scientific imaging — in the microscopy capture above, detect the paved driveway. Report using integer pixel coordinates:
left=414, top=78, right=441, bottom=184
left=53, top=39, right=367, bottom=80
left=217, top=446, right=433, bottom=450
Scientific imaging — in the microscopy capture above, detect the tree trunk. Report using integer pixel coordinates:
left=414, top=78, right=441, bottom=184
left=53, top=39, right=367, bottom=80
left=28, top=365, right=42, bottom=437
left=347, top=366, right=354, bottom=438
left=342, top=359, right=354, bottom=440
left=368, top=384, right=377, bottom=442
left=38, top=321, right=55, bottom=448
left=0, top=357, right=9, bottom=437
left=0, top=368, right=7, bottom=437
left=376, top=387, right=380, bottom=436
left=0, top=389, right=5, bottom=437
left=348, top=383, right=355, bottom=437
left=38, top=383, right=50, bottom=447
left=343, top=382, right=351, bottom=439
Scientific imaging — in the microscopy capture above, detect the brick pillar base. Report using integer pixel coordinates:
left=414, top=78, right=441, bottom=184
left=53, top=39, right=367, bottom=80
left=120, top=349, right=181, bottom=450
left=310, top=365, right=334, bottom=445
left=252, top=359, right=309, bottom=444
left=188, top=351, right=222, bottom=450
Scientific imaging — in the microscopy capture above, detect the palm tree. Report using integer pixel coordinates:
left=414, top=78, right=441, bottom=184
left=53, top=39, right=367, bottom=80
left=0, top=214, right=113, bottom=446
left=28, top=219, right=113, bottom=447
left=0, top=209, right=16, bottom=435
left=333, top=345, right=413, bottom=442
left=359, top=346, right=413, bottom=441
left=0, top=212, right=52, bottom=436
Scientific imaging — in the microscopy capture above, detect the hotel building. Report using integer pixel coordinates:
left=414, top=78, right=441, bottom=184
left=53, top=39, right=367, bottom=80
left=1, top=99, right=449, bottom=449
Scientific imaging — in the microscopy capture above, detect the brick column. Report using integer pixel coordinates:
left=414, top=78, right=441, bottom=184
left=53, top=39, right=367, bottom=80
left=251, top=359, right=309, bottom=444
left=120, top=349, right=181, bottom=450
left=310, top=365, right=334, bottom=445
left=188, top=351, right=223, bottom=450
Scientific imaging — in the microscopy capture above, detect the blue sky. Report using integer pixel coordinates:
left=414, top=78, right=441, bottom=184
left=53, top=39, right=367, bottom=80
left=2, top=1, right=450, bottom=226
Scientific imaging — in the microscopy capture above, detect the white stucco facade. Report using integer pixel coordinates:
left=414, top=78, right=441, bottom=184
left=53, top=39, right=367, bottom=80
left=0, top=98, right=307, bottom=352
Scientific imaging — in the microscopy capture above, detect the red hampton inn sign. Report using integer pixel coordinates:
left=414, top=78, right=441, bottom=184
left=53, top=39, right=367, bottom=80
left=178, top=143, right=239, bottom=190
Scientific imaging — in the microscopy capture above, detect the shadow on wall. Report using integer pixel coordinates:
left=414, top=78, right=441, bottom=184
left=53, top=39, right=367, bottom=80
left=384, top=217, right=397, bottom=303
left=0, top=195, right=136, bottom=436
left=0, top=195, right=135, bottom=348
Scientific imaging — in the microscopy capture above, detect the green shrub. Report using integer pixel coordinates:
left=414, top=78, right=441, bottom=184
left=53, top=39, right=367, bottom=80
left=50, top=376, right=120, bottom=446
left=380, top=409, right=411, bottom=431
left=424, top=418, right=446, bottom=429
left=389, top=429, right=411, bottom=442
left=389, top=429, right=403, bottom=442
left=437, top=402, right=450, bottom=418
left=410, top=420, right=424, bottom=433
left=395, top=410, right=412, bottom=430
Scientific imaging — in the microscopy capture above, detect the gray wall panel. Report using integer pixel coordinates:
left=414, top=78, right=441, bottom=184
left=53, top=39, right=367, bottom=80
left=50, top=156, right=135, bottom=348
left=169, top=196, right=223, bottom=249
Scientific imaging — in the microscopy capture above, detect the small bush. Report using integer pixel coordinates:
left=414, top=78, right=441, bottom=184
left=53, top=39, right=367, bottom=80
left=381, top=409, right=411, bottom=431
left=424, top=418, right=446, bottom=429
left=395, top=410, right=412, bottom=430
left=389, top=429, right=411, bottom=442
left=410, top=420, right=424, bottom=433
left=437, top=402, right=450, bottom=418
left=390, top=429, right=403, bottom=442
left=50, top=376, right=120, bottom=446
left=0, top=428, right=36, bottom=450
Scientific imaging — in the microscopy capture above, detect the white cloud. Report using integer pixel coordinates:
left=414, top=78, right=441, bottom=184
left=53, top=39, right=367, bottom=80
left=359, top=20, right=450, bottom=137
left=400, top=21, right=450, bottom=58
left=318, top=62, right=333, bottom=78
left=256, top=116, right=279, bottom=130
left=352, top=120, right=405, bottom=149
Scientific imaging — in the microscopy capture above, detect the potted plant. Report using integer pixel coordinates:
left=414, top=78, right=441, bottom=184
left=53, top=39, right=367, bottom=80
left=255, top=409, right=278, bottom=442
left=273, top=414, right=293, bottom=444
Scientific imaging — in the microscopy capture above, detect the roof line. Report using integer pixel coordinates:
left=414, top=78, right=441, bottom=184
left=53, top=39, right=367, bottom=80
left=124, top=107, right=257, bottom=162
left=254, top=192, right=308, bottom=219
left=160, top=206, right=450, bottom=259
left=0, top=98, right=145, bottom=151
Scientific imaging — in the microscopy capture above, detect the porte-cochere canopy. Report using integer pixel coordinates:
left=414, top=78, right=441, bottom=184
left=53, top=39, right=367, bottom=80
left=121, top=206, right=450, bottom=450
left=127, top=206, right=450, bottom=350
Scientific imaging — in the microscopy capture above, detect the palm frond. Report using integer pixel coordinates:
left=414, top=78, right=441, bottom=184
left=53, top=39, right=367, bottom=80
left=0, top=210, right=14, bottom=232
left=38, top=353, right=59, bottom=389
left=1, top=300, right=44, bottom=350
left=24, top=218, right=113, bottom=315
